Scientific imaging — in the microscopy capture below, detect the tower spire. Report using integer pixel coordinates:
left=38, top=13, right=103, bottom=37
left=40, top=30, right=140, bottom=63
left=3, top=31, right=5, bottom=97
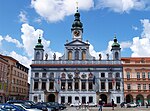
left=76, top=1, right=78, bottom=12
left=71, top=2, right=83, bottom=32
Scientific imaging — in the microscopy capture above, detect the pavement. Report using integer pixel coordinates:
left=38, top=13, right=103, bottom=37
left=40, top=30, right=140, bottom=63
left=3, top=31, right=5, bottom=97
left=63, top=106, right=150, bottom=111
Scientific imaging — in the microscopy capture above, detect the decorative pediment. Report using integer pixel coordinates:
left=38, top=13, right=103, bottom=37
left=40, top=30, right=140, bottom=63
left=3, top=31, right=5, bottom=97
left=68, top=73, right=73, bottom=79
left=88, top=72, right=93, bottom=78
left=65, top=39, right=89, bottom=46
left=81, top=73, right=87, bottom=79
left=61, top=73, right=66, bottom=79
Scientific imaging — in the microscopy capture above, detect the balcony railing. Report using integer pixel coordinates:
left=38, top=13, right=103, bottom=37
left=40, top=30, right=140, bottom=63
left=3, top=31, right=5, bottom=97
left=32, top=60, right=121, bottom=65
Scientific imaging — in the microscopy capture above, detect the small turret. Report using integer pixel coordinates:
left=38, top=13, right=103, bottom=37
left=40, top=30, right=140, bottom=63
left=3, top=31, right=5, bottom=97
left=34, top=35, right=44, bottom=60
left=111, top=35, right=121, bottom=60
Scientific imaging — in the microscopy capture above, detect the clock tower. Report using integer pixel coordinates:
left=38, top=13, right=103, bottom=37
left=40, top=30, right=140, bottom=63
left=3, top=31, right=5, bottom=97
left=71, top=6, right=83, bottom=41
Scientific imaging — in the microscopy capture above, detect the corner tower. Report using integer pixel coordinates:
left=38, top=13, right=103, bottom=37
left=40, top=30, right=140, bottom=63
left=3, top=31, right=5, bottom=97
left=111, top=35, right=121, bottom=60
left=34, top=35, right=44, bottom=60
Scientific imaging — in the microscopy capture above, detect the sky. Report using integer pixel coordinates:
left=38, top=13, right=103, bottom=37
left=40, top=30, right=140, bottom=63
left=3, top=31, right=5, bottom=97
left=0, top=0, right=150, bottom=82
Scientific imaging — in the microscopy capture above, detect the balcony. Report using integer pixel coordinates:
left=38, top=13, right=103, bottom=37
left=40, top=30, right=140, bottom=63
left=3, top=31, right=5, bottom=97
left=32, top=60, right=121, bottom=65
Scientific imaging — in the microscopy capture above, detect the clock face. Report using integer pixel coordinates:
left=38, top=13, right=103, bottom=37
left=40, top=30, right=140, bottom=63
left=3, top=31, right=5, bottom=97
left=73, top=30, right=80, bottom=37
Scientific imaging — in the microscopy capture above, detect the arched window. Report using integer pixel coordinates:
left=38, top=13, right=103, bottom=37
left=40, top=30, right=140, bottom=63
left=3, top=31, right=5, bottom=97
left=82, top=51, right=86, bottom=60
left=36, top=52, right=40, bottom=60
left=68, top=51, right=72, bottom=60
left=75, top=50, right=79, bottom=60
left=115, top=52, right=119, bottom=60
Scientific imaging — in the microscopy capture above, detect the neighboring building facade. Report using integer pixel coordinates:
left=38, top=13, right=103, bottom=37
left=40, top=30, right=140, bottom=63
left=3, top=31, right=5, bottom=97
left=0, top=55, right=29, bottom=100
left=30, top=9, right=124, bottom=105
left=121, top=57, right=150, bottom=105
left=0, top=55, right=9, bottom=103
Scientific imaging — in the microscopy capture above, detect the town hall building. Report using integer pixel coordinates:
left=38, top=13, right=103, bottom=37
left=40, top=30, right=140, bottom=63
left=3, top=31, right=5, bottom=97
left=29, top=8, right=124, bottom=105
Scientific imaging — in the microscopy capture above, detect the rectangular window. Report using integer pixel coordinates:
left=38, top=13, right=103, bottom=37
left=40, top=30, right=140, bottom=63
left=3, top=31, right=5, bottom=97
left=148, top=72, right=150, bottom=79
left=108, top=82, right=112, bottom=90
left=42, top=73, right=46, bottom=78
left=75, top=82, right=79, bottom=90
left=35, top=73, right=39, bottom=78
left=88, top=82, right=93, bottom=90
left=81, top=82, right=86, bottom=90
left=34, top=82, right=38, bottom=90
left=137, top=72, right=140, bottom=79
left=61, top=96, right=65, bottom=104
left=143, top=84, right=146, bottom=90
left=116, top=73, right=120, bottom=78
left=101, top=73, right=105, bottom=77
left=138, top=84, right=141, bottom=90
left=68, top=96, right=72, bottom=104
left=108, top=73, right=112, bottom=78
left=68, top=82, right=72, bottom=90
left=117, top=97, right=120, bottom=103
left=116, top=82, right=120, bottom=90
left=42, top=82, right=46, bottom=90
left=127, top=72, right=130, bottom=79
left=61, top=82, right=65, bottom=90
left=142, top=72, right=145, bottom=79
left=127, top=84, right=131, bottom=90
left=89, top=96, right=93, bottom=103
left=101, top=82, right=105, bottom=90
left=49, top=81, right=54, bottom=90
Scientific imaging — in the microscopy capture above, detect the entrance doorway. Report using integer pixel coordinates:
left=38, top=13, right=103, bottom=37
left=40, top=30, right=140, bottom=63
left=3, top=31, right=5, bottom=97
left=100, top=94, right=107, bottom=103
left=48, top=94, right=55, bottom=102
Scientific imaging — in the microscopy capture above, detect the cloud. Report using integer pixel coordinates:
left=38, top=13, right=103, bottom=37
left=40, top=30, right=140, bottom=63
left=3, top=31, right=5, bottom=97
left=89, top=40, right=113, bottom=60
left=19, top=11, right=28, bottom=23
left=130, top=19, right=150, bottom=57
left=0, top=35, right=3, bottom=46
left=97, top=0, right=150, bottom=13
left=4, top=35, right=23, bottom=48
left=20, top=23, right=62, bottom=59
left=31, top=0, right=94, bottom=22
left=120, top=41, right=132, bottom=50
left=132, top=25, right=138, bottom=31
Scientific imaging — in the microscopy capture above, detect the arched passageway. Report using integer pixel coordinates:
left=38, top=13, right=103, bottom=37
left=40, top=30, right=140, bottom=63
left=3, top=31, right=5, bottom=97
left=48, top=94, right=55, bottom=102
left=100, top=94, right=107, bottom=103
left=126, top=94, right=133, bottom=103
left=136, top=94, right=144, bottom=106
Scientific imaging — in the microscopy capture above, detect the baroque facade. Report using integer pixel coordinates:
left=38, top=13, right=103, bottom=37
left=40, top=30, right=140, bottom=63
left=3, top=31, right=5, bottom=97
left=30, top=9, right=124, bottom=105
left=121, top=57, right=150, bottom=105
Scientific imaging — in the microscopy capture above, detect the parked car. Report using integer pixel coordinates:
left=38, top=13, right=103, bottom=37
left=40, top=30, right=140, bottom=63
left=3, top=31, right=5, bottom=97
left=13, top=103, right=42, bottom=111
left=52, top=102, right=66, bottom=110
left=47, top=102, right=60, bottom=111
left=0, top=103, right=25, bottom=111
left=103, top=103, right=117, bottom=107
left=88, top=102, right=97, bottom=107
left=70, top=102, right=81, bottom=107
left=35, top=102, right=55, bottom=111
left=120, top=102, right=127, bottom=108
left=7, top=100, right=48, bottom=111
left=127, top=102, right=138, bottom=108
